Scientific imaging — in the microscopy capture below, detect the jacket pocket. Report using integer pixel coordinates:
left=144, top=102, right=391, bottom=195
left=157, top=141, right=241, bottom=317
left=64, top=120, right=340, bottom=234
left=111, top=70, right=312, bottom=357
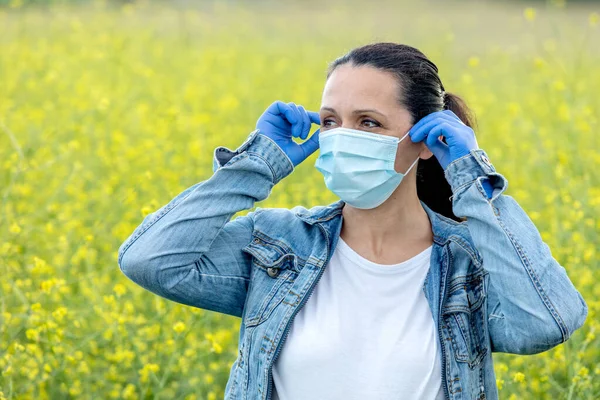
left=442, top=272, right=489, bottom=369
left=242, top=233, right=299, bottom=328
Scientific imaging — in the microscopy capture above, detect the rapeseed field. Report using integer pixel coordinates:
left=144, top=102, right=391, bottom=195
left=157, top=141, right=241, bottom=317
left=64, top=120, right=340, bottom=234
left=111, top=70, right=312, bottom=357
left=0, top=0, right=598, bottom=398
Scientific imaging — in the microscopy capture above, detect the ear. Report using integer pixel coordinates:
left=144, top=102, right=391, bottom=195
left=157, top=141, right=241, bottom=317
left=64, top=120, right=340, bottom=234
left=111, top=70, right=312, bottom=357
left=418, top=143, right=434, bottom=160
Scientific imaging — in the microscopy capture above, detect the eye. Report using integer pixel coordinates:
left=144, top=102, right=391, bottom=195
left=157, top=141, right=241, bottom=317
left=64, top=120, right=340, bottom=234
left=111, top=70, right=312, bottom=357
left=322, top=118, right=338, bottom=128
left=361, top=119, right=381, bottom=128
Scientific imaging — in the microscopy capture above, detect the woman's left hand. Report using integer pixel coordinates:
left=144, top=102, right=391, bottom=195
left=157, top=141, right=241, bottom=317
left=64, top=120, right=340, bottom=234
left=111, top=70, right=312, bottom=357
left=408, top=110, right=478, bottom=170
left=409, top=109, right=494, bottom=199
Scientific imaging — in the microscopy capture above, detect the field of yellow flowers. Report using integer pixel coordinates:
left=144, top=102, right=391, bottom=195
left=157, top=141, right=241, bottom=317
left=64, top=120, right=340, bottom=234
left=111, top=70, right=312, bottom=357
left=0, top=0, right=598, bottom=398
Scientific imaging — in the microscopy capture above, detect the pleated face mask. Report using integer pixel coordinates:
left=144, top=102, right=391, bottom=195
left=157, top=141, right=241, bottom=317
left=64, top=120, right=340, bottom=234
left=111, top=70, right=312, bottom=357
left=314, top=127, right=419, bottom=209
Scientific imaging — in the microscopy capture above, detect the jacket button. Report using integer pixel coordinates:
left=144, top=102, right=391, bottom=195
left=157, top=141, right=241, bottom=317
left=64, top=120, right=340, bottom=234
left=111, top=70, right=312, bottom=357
left=481, top=154, right=492, bottom=167
left=267, top=267, right=280, bottom=278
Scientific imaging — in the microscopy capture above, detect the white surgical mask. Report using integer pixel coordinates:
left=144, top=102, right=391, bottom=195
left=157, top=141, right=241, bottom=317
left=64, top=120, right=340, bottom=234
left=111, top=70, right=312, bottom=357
left=315, top=127, right=419, bottom=209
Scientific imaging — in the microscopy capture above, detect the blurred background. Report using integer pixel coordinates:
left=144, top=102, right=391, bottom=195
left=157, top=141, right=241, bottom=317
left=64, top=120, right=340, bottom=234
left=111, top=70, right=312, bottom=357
left=0, top=0, right=599, bottom=399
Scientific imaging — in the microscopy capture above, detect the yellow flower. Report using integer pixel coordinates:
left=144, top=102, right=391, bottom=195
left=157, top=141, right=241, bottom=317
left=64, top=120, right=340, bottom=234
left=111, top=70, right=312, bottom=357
left=9, top=222, right=21, bottom=234
left=496, top=378, right=504, bottom=390
left=173, top=321, right=186, bottom=333
left=496, top=362, right=509, bottom=373
left=212, top=342, right=223, bottom=354
left=590, top=12, right=599, bottom=27
left=113, top=283, right=127, bottom=296
left=122, top=384, right=137, bottom=399
left=507, top=102, right=521, bottom=117
left=25, top=329, right=40, bottom=342
left=148, top=363, right=159, bottom=372
left=103, top=295, right=116, bottom=305
left=139, top=363, right=160, bottom=383
left=513, top=372, right=526, bottom=383
left=468, top=56, right=480, bottom=68
left=585, top=330, right=596, bottom=342
left=553, top=80, right=566, bottom=91
left=524, top=7, right=536, bottom=22
left=68, top=380, right=82, bottom=396
left=52, top=306, right=68, bottom=322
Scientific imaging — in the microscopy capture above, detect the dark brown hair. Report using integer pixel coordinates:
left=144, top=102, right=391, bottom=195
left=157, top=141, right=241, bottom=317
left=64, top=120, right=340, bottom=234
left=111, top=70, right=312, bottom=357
left=326, top=42, right=477, bottom=221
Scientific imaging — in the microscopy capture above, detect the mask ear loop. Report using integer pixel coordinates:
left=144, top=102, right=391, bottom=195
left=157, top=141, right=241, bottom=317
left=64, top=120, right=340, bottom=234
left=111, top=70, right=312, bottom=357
left=398, top=130, right=411, bottom=143
left=403, top=156, right=420, bottom=176
left=398, top=130, right=420, bottom=176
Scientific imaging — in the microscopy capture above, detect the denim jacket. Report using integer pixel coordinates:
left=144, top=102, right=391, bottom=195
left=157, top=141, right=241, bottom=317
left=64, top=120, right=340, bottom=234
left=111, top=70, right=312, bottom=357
left=118, top=129, right=588, bottom=400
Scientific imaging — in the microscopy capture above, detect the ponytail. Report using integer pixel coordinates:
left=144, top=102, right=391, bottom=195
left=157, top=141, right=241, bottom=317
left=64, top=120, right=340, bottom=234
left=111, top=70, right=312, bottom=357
left=442, top=92, right=478, bottom=131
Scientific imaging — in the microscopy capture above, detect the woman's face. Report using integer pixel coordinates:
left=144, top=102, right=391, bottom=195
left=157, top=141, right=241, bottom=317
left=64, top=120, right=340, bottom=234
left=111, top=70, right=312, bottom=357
left=319, top=64, right=433, bottom=174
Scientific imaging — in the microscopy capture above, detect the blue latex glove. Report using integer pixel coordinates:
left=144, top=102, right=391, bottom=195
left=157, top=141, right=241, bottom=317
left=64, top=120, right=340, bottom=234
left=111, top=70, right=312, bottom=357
left=408, top=110, right=493, bottom=199
left=256, top=101, right=321, bottom=167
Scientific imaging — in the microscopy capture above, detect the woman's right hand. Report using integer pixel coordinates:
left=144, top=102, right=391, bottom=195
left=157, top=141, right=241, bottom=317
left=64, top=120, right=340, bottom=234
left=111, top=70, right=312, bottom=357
left=255, top=100, right=321, bottom=167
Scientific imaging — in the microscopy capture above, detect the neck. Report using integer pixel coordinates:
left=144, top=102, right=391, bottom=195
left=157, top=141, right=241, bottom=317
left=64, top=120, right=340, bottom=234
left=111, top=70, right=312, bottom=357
left=339, top=177, right=433, bottom=261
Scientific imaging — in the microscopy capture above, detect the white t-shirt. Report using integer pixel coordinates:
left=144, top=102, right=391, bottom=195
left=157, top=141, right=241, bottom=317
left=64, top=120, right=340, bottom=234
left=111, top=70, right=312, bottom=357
left=272, top=236, right=445, bottom=400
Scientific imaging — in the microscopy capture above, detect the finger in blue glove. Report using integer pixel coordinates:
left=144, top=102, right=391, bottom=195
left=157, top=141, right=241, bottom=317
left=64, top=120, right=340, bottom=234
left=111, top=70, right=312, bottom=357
left=256, top=100, right=321, bottom=167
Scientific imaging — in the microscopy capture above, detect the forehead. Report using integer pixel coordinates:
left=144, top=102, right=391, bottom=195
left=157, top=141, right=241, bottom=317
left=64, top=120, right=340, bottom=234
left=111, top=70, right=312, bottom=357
left=321, top=64, right=400, bottom=110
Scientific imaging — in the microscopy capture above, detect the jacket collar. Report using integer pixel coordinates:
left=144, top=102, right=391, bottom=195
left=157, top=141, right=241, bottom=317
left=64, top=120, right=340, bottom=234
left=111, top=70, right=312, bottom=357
left=294, top=200, right=345, bottom=224
left=294, top=199, right=467, bottom=247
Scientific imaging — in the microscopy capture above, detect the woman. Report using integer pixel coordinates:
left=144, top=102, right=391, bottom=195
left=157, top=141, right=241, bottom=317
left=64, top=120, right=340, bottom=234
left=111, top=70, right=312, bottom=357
left=117, top=42, right=588, bottom=400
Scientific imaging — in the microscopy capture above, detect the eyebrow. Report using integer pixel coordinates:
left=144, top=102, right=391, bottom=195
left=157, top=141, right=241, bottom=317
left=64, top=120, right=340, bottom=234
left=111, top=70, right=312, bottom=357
left=320, top=107, right=386, bottom=118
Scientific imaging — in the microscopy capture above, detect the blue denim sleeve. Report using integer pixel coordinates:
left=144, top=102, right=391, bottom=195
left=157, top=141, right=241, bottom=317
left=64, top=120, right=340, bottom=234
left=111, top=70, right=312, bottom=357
left=117, top=130, right=294, bottom=318
left=445, top=149, right=588, bottom=355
